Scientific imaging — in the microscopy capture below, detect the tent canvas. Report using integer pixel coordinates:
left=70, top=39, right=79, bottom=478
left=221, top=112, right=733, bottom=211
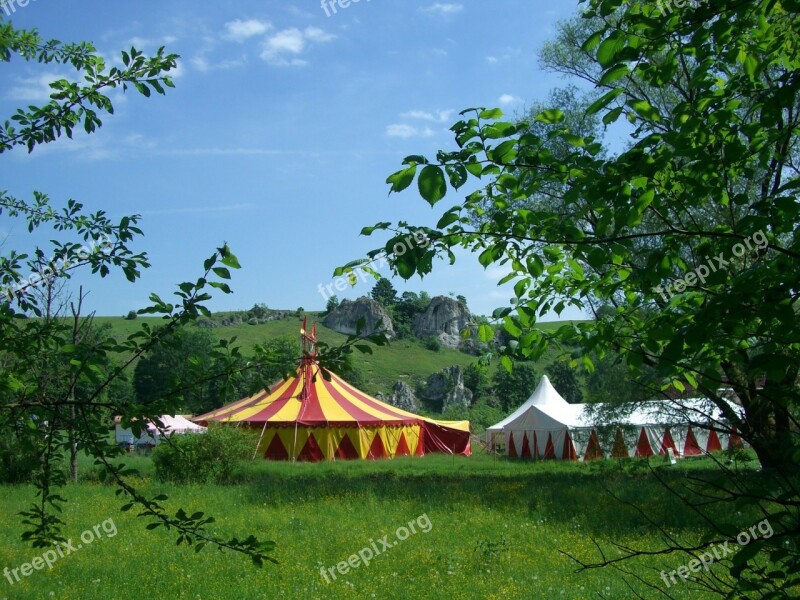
left=115, top=415, right=206, bottom=448
left=195, top=323, right=471, bottom=462
left=487, top=376, right=743, bottom=460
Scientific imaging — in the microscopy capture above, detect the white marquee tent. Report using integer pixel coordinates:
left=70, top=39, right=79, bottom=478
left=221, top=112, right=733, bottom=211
left=486, top=376, right=744, bottom=460
left=115, top=415, right=206, bottom=449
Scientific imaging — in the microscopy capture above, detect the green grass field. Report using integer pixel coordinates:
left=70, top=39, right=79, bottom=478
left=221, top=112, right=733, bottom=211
left=0, top=451, right=764, bottom=600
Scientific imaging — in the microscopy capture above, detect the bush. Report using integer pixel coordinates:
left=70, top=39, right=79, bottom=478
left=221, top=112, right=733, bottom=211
left=124, top=310, right=138, bottom=320
left=0, top=427, right=40, bottom=483
left=422, top=336, right=441, bottom=352
left=151, top=423, right=256, bottom=484
left=467, top=400, right=507, bottom=435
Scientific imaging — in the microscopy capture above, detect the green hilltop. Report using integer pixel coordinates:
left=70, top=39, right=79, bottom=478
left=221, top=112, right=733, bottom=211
left=92, top=312, right=581, bottom=398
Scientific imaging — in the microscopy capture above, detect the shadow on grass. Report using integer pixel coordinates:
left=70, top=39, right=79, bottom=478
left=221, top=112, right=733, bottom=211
left=239, top=453, right=760, bottom=537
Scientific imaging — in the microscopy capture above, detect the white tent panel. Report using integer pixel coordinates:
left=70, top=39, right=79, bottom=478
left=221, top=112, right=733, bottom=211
left=487, top=376, right=745, bottom=460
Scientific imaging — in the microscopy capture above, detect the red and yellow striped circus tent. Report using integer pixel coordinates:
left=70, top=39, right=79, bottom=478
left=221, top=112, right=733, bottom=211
left=195, top=323, right=471, bottom=462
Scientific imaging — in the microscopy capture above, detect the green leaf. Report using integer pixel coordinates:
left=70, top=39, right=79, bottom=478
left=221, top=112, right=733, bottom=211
left=479, top=108, right=503, bottom=120
left=478, top=323, right=494, bottom=343
left=603, top=106, right=624, bottom=125
left=598, top=64, right=630, bottom=86
left=627, top=98, right=662, bottom=122
left=387, top=166, right=417, bottom=194
left=561, top=133, right=586, bottom=148
left=220, top=251, right=241, bottom=269
left=535, top=109, right=565, bottom=124
left=527, top=255, right=544, bottom=277
left=586, top=89, right=623, bottom=115
left=596, top=32, right=625, bottom=68
left=437, top=211, right=461, bottom=228
left=417, top=165, right=447, bottom=205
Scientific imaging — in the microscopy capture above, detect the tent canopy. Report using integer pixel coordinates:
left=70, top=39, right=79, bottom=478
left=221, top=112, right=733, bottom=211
left=195, top=346, right=471, bottom=461
left=115, top=414, right=206, bottom=448
left=487, top=376, right=743, bottom=460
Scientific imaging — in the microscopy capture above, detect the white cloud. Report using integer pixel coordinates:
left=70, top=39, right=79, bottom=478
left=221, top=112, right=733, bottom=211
left=191, top=55, right=246, bottom=72
left=125, top=35, right=179, bottom=50
left=421, top=3, right=464, bottom=16
left=386, top=124, right=435, bottom=139
left=260, top=26, right=335, bottom=66
left=400, top=109, right=454, bottom=123
left=498, top=94, right=522, bottom=106
left=485, top=47, right=521, bottom=65
left=303, top=26, right=336, bottom=43
left=7, top=73, right=70, bottom=102
left=224, top=19, right=272, bottom=42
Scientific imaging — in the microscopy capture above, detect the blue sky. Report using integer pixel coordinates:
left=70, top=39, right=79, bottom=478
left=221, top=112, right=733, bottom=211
left=1, top=0, right=588, bottom=320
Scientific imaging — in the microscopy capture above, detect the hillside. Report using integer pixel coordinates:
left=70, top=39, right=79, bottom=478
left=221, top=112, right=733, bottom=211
left=92, top=313, right=584, bottom=397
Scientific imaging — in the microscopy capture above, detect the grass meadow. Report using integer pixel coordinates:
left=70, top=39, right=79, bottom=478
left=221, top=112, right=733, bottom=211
left=0, top=450, right=766, bottom=600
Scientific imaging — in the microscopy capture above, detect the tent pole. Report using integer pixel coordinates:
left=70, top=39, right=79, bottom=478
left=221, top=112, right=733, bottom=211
left=253, top=421, right=269, bottom=460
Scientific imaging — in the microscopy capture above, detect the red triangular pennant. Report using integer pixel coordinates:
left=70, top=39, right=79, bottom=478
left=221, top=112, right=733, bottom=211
left=335, top=433, right=359, bottom=460
left=635, top=428, right=653, bottom=457
left=298, top=432, right=324, bottom=462
left=683, top=427, right=701, bottom=456
left=394, top=432, right=411, bottom=457
left=264, top=433, right=289, bottom=461
left=521, top=433, right=532, bottom=459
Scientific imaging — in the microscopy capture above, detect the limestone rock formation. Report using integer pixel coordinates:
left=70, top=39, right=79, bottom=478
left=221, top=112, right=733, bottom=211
left=384, top=380, right=419, bottom=412
left=422, top=366, right=473, bottom=413
left=322, top=297, right=395, bottom=338
left=412, top=296, right=472, bottom=349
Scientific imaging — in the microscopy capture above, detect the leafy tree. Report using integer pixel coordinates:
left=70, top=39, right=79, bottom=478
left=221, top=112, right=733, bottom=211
left=546, top=361, right=584, bottom=404
left=369, top=0, right=799, bottom=472
left=456, top=294, right=468, bottom=307
left=491, top=362, right=537, bottom=412
left=250, top=336, right=301, bottom=388
left=325, top=294, right=340, bottom=314
left=247, top=303, right=269, bottom=320
left=133, top=327, right=218, bottom=415
left=125, top=310, right=138, bottom=320
left=464, top=362, right=490, bottom=402
left=0, top=22, right=279, bottom=564
left=392, top=290, right=429, bottom=338
left=370, top=278, right=398, bottom=307
left=352, top=1, right=800, bottom=594
left=585, top=349, right=648, bottom=405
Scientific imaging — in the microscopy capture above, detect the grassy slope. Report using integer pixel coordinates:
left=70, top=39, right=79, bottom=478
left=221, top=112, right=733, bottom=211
left=0, top=452, right=767, bottom=599
left=92, top=314, right=582, bottom=396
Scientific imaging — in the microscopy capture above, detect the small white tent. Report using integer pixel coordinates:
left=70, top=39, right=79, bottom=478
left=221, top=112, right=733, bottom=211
left=115, top=415, right=206, bottom=449
left=486, top=376, right=743, bottom=460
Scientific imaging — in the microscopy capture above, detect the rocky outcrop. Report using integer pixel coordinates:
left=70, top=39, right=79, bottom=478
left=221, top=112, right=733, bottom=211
left=421, top=366, right=473, bottom=413
left=382, top=381, right=419, bottom=412
left=412, top=296, right=472, bottom=349
left=323, top=297, right=395, bottom=338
